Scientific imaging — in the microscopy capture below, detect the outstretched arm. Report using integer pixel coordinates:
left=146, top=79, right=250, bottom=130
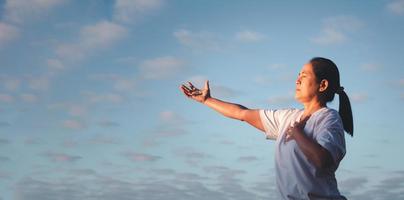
left=180, top=81, right=264, bottom=132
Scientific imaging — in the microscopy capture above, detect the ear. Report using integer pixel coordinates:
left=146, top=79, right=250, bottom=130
left=319, top=79, right=328, bottom=92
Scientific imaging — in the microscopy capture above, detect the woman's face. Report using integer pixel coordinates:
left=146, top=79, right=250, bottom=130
left=295, top=63, right=321, bottom=103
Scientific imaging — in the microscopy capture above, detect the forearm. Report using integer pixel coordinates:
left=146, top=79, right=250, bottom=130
left=293, top=131, right=333, bottom=169
left=203, top=97, right=248, bottom=121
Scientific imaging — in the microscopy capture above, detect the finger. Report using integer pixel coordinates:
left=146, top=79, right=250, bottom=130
left=180, top=86, right=192, bottom=97
left=300, top=115, right=311, bottom=124
left=188, top=82, right=196, bottom=90
left=181, top=84, right=192, bottom=93
left=204, top=80, right=209, bottom=90
left=181, top=85, right=193, bottom=96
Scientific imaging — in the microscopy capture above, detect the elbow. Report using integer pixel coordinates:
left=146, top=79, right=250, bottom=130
left=237, top=108, right=248, bottom=121
left=311, top=151, right=334, bottom=169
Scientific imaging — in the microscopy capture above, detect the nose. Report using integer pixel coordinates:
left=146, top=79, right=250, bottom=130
left=296, top=76, right=301, bottom=85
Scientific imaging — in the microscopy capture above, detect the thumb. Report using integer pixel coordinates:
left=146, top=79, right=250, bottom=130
left=204, top=80, right=210, bottom=90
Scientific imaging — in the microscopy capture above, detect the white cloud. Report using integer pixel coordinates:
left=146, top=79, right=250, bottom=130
left=350, top=92, right=369, bottom=103
left=0, top=156, right=11, bottom=162
left=360, top=63, right=381, bottom=72
left=0, top=121, right=11, bottom=127
left=1, top=76, right=21, bottom=91
left=47, top=58, right=65, bottom=71
left=89, top=134, right=120, bottom=145
left=27, top=76, right=50, bottom=91
left=48, top=103, right=88, bottom=117
left=387, top=0, right=404, bottom=15
left=173, top=29, right=221, bottom=51
left=211, top=85, right=239, bottom=99
left=56, top=21, right=127, bottom=61
left=97, top=120, right=120, bottom=128
left=80, top=21, right=128, bottom=48
left=139, top=56, right=185, bottom=79
left=4, top=0, right=66, bottom=24
left=0, top=22, right=19, bottom=46
left=398, top=78, right=404, bottom=87
left=159, top=110, right=188, bottom=126
left=62, top=119, right=87, bottom=130
left=123, top=151, right=161, bottom=162
left=267, top=94, right=295, bottom=105
left=237, top=156, right=258, bottom=162
left=253, top=75, right=272, bottom=86
left=67, top=105, right=88, bottom=117
left=0, top=93, right=14, bottom=103
left=312, top=28, right=346, bottom=45
left=42, top=151, right=82, bottom=163
left=88, top=73, right=136, bottom=92
left=113, top=0, right=163, bottom=23
left=0, top=138, right=11, bottom=144
left=114, top=79, right=136, bottom=91
left=81, top=92, right=124, bottom=104
left=235, top=30, right=267, bottom=42
left=20, top=93, right=38, bottom=103
left=311, top=16, right=364, bottom=45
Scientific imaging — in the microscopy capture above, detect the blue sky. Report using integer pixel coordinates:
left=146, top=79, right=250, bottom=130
left=0, top=0, right=404, bottom=199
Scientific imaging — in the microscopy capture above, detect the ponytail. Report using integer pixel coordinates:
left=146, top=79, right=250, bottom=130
left=310, top=57, right=354, bottom=136
left=337, top=89, right=354, bottom=136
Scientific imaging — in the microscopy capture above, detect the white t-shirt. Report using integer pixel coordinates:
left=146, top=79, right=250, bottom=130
left=259, top=107, right=346, bottom=200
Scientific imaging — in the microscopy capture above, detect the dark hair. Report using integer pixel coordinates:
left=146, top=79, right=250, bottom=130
left=310, top=57, right=354, bottom=136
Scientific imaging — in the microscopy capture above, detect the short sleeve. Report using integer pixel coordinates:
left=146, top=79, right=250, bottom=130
left=315, top=113, right=346, bottom=165
left=259, top=109, right=300, bottom=140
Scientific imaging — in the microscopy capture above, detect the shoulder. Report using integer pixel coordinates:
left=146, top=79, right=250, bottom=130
left=260, top=108, right=302, bottom=117
left=314, top=107, right=343, bottom=128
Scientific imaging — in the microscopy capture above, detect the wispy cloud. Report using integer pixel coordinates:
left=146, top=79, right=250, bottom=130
left=235, top=30, right=267, bottom=43
left=0, top=155, right=11, bottom=162
left=88, top=73, right=136, bottom=92
left=386, top=0, right=404, bottom=15
left=311, top=15, right=364, bottom=45
left=211, top=85, right=239, bottom=99
left=0, top=76, right=20, bottom=91
left=350, top=92, right=369, bottom=103
left=81, top=91, right=124, bottom=104
left=62, top=119, right=87, bottom=130
left=237, top=156, right=259, bottom=163
left=97, top=120, right=120, bottom=128
left=20, top=93, right=38, bottom=103
left=123, top=151, right=161, bottom=162
left=3, top=0, right=66, bottom=24
left=113, top=0, right=164, bottom=24
left=48, top=103, right=88, bottom=117
left=174, top=29, right=221, bottom=51
left=27, top=75, right=50, bottom=91
left=267, top=94, right=295, bottom=106
left=56, top=21, right=128, bottom=61
left=0, top=138, right=11, bottom=145
left=88, top=134, right=121, bottom=145
left=154, top=110, right=189, bottom=137
left=0, top=93, right=14, bottom=103
left=360, top=63, right=382, bottom=72
left=0, top=22, right=19, bottom=46
left=12, top=172, right=274, bottom=200
left=0, top=121, right=11, bottom=127
left=42, top=151, right=82, bottom=163
left=174, top=147, right=211, bottom=167
left=139, top=56, right=186, bottom=80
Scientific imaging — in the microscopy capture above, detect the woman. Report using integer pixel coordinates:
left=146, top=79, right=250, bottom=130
left=180, top=57, right=353, bottom=200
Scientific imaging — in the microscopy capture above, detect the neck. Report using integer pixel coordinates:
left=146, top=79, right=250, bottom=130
left=302, top=100, right=326, bottom=117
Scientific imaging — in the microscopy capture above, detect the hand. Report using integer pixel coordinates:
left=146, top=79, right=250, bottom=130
left=180, top=80, right=211, bottom=103
left=285, top=115, right=311, bottom=142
